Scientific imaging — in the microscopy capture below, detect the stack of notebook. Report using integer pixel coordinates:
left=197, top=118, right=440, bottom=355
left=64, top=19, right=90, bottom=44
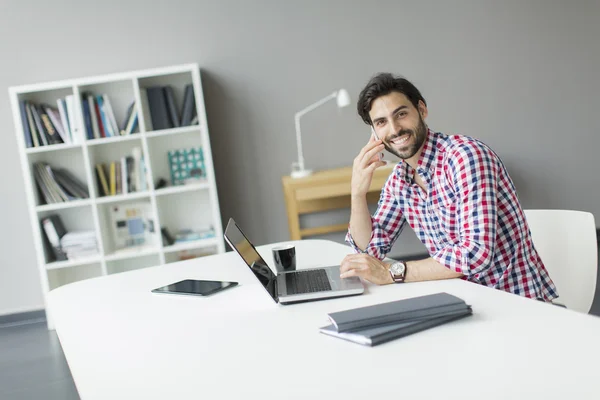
left=319, top=292, right=472, bottom=346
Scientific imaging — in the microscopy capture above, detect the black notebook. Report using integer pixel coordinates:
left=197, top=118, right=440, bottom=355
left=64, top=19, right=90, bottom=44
left=327, top=292, right=471, bottom=333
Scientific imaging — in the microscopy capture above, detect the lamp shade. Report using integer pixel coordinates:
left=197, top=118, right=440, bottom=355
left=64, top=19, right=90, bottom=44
left=336, top=89, right=351, bottom=108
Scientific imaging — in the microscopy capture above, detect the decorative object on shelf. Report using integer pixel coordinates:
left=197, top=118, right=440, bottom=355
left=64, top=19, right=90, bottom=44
left=291, top=89, right=351, bottom=178
left=109, top=202, right=155, bottom=250
left=155, top=178, right=167, bottom=190
left=168, top=147, right=206, bottom=186
left=161, top=227, right=175, bottom=246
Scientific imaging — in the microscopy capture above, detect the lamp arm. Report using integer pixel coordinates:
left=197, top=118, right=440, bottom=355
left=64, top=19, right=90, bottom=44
left=294, top=91, right=337, bottom=171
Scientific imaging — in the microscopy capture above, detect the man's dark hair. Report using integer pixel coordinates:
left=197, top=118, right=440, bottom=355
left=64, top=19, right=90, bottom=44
left=357, top=73, right=427, bottom=125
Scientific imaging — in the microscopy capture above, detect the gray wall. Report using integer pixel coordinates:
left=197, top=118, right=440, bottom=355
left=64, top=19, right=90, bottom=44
left=1, top=0, right=599, bottom=315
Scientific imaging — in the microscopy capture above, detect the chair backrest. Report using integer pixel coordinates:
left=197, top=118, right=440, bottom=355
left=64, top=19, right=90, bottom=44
left=524, top=209, right=597, bottom=313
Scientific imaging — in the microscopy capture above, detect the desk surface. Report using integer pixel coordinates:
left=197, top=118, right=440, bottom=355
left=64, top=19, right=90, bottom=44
left=49, top=240, right=600, bottom=400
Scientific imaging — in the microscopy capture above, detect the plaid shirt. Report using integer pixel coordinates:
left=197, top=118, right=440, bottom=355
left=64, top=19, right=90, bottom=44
left=346, top=129, right=558, bottom=301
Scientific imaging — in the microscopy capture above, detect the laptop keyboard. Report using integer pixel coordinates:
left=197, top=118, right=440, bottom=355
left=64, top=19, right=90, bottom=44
left=285, top=269, right=332, bottom=295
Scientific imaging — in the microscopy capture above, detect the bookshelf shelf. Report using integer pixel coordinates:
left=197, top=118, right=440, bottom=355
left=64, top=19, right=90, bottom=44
left=9, top=64, right=226, bottom=330
left=155, top=182, right=209, bottom=196
left=26, top=143, right=82, bottom=154
left=163, top=237, right=219, bottom=253
left=95, top=191, right=151, bottom=204
left=86, top=134, right=142, bottom=146
left=144, top=125, right=201, bottom=138
left=104, top=246, right=160, bottom=262
left=36, top=199, right=92, bottom=213
left=45, top=255, right=102, bottom=271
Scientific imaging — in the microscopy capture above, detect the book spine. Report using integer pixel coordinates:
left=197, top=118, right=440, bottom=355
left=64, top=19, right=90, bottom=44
left=57, top=98, right=72, bottom=143
left=19, top=100, right=33, bottom=148
left=26, top=103, right=40, bottom=147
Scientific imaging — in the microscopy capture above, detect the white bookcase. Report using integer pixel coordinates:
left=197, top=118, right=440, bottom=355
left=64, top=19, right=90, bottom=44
left=8, top=64, right=225, bottom=329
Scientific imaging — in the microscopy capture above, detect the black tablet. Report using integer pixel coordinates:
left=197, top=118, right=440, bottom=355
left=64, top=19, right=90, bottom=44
left=151, top=279, right=238, bottom=297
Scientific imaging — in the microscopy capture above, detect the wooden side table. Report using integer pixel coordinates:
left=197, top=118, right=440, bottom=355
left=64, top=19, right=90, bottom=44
left=281, top=164, right=395, bottom=240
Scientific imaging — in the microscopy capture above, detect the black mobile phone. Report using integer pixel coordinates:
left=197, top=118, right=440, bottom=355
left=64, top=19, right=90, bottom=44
left=151, top=279, right=238, bottom=297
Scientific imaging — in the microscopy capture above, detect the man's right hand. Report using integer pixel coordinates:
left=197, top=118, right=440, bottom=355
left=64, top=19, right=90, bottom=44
left=351, top=135, right=386, bottom=197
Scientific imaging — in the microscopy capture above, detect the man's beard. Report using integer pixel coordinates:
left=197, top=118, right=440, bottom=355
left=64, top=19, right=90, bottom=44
left=383, top=115, right=427, bottom=160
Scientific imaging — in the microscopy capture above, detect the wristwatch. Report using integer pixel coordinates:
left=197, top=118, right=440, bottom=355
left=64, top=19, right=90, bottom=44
left=389, top=261, right=407, bottom=283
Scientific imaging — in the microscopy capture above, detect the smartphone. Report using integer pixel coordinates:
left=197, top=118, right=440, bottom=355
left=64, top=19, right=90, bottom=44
left=371, top=127, right=384, bottom=161
left=151, top=279, right=238, bottom=297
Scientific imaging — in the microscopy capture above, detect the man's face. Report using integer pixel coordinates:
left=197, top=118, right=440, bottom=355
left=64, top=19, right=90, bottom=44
left=369, top=92, right=428, bottom=160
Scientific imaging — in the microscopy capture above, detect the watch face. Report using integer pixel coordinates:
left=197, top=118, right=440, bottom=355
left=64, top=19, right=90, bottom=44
left=391, top=262, right=405, bottom=276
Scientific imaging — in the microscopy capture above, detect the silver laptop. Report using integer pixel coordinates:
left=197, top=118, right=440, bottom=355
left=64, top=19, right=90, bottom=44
left=224, top=218, right=364, bottom=304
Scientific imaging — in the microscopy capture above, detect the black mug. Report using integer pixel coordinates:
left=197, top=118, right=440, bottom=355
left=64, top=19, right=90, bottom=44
left=272, top=245, right=296, bottom=272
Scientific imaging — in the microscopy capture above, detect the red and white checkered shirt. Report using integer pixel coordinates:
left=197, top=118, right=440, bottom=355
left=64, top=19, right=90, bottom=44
left=346, top=129, right=558, bottom=301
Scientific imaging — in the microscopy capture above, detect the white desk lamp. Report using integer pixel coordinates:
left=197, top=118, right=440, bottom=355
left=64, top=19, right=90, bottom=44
left=291, top=89, right=351, bottom=178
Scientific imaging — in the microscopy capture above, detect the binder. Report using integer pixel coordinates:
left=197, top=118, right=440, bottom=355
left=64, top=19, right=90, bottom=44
left=327, top=292, right=471, bottom=333
left=320, top=309, right=472, bottom=346
left=41, top=214, right=68, bottom=261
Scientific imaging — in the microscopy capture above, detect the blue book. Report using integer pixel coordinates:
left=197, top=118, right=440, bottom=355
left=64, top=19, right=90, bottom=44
left=81, top=98, right=93, bottom=140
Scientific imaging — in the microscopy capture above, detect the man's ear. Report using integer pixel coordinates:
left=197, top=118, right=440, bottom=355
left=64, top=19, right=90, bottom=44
left=418, top=100, right=428, bottom=119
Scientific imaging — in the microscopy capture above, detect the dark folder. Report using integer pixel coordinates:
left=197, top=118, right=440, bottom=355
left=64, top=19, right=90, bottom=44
left=327, top=292, right=471, bottom=333
left=320, top=308, right=472, bottom=346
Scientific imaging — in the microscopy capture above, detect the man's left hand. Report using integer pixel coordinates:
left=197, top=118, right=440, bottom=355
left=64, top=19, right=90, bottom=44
left=340, top=254, right=394, bottom=285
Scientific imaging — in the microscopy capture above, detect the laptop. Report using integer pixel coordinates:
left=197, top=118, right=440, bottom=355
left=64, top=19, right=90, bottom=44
left=224, top=218, right=364, bottom=304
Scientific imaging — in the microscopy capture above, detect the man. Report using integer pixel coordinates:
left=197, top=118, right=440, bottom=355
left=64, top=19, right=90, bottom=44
left=341, top=73, right=558, bottom=302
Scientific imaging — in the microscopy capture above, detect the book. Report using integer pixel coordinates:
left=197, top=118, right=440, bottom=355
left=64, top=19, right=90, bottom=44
left=26, top=103, right=40, bottom=147
left=56, top=98, right=72, bottom=143
left=30, top=105, right=49, bottom=146
left=327, top=292, right=471, bottom=333
left=163, top=86, right=180, bottom=128
left=146, top=86, right=172, bottom=130
left=120, top=101, right=135, bottom=135
left=95, top=164, right=110, bottom=196
left=19, top=100, right=33, bottom=148
left=65, top=95, right=79, bottom=143
left=102, top=95, right=120, bottom=137
left=53, top=169, right=89, bottom=199
left=86, top=94, right=101, bottom=139
left=320, top=310, right=472, bottom=347
left=180, top=84, right=196, bottom=126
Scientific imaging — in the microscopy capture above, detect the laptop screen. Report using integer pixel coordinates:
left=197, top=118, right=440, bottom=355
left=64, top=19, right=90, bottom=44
left=223, top=218, right=278, bottom=302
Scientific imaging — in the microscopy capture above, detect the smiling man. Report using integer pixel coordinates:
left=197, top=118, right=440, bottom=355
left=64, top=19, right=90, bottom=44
left=341, top=72, right=558, bottom=302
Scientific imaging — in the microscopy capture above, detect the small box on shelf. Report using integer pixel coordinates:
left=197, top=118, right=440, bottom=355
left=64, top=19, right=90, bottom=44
left=168, top=147, right=207, bottom=186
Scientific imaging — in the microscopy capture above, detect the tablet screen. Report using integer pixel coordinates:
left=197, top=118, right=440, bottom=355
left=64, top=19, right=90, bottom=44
left=152, top=279, right=238, bottom=296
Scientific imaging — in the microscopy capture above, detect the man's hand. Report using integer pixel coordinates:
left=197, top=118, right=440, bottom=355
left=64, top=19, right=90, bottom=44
left=340, top=253, right=394, bottom=285
left=351, top=135, right=386, bottom=197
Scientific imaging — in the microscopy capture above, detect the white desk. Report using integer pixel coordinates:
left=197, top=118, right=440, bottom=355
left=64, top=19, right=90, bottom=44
left=49, top=240, right=600, bottom=399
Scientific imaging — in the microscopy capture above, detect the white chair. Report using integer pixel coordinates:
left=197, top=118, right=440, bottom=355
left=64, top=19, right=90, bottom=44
left=524, top=209, right=598, bottom=313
